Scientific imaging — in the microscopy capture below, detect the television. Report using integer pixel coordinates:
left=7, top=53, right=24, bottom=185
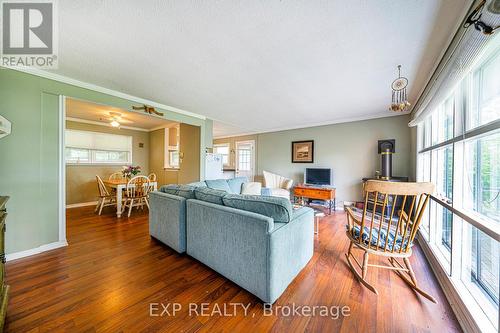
left=304, top=168, right=331, bottom=186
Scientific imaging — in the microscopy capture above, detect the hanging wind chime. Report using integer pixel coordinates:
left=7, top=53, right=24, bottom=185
left=389, top=65, right=411, bottom=112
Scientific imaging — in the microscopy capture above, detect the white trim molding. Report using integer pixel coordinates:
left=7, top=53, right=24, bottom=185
left=59, top=95, right=67, bottom=245
left=6, top=241, right=68, bottom=262
left=5, top=66, right=206, bottom=120
left=416, top=235, right=496, bottom=333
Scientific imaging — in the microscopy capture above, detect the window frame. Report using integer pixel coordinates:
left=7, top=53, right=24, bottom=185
left=416, top=48, right=500, bottom=331
left=213, top=143, right=231, bottom=167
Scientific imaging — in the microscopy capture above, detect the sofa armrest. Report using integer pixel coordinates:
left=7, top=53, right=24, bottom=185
left=149, top=191, right=187, bottom=253
left=267, top=206, right=314, bottom=303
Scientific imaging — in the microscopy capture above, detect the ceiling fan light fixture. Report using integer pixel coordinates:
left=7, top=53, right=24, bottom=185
left=110, top=120, right=121, bottom=128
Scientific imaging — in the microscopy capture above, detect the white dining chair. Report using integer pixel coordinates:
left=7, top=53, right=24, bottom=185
left=109, top=172, right=125, bottom=181
left=122, top=176, right=154, bottom=217
left=148, top=173, right=157, bottom=182
left=95, top=175, right=117, bottom=215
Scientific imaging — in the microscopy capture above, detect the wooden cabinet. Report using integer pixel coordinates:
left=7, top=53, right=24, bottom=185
left=0, top=196, right=8, bottom=332
left=293, top=185, right=336, bottom=214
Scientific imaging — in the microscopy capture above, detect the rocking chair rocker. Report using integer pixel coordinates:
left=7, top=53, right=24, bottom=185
left=345, top=180, right=436, bottom=303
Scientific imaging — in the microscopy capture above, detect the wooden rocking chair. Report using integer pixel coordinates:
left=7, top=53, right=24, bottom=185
left=345, top=180, right=436, bottom=303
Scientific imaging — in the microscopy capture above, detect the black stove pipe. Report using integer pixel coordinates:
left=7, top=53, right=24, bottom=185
left=381, top=148, right=393, bottom=180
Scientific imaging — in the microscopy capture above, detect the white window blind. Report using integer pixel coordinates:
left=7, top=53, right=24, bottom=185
left=65, top=129, right=132, bottom=151
left=409, top=1, right=500, bottom=126
left=65, top=129, right=133, bottom=164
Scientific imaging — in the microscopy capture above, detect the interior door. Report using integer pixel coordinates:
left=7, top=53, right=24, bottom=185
left=178, top=123, right=201, bottom=184
left=235, top=140, right=255, bottom=181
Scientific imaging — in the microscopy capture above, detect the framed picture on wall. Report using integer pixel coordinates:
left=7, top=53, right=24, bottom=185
left=291, top=140, right=314, bottom=163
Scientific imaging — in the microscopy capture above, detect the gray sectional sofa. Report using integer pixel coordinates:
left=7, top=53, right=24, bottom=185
left=148, top=177, right=314, bottom=304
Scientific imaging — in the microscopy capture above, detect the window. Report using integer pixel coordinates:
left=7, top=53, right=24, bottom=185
left=464, top=131, right=500, bottom=223
left=468, top=50, right=500, bottom=130
left=432, top=95, right=454, bottom=145
left=213, top=144, right=230, bottom=166
left=417, top=151, right=431, bottom=238
left=417, top=44, right=500, bottom=330
left=169, top=150, right=180, bottom=168
left=65, top=147, right=90, bottom=163
left=65, top=129, right=132, bottom=164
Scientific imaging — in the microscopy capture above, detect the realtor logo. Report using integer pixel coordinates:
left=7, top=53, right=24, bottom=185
left=1, top=0, right=58, bottom=68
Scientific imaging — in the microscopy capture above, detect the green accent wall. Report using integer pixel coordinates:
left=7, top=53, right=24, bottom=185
left=256, top=115, right=412, bottom=205
left=0, top=68, right=211, bottom=254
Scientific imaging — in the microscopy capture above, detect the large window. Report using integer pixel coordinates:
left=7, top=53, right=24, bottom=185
left=65, top=129, right=132, bottom=165
left=417, top=47, right=500, bottom=330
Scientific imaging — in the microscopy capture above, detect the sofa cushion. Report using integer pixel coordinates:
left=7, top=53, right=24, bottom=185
left=194, top=187, right=227, bottom=205
left=205, top=179, right=231, bottom=192
left=175, top=185, right=196, bottom=199
left=241, top=182, right=262, bottom=195
left=222, top=194, right=293, bottom=223
left=227, top=177, right=247, bottom=194
left=187, top=181, right=207, bottom=188
left=159, top=184, right=179, bottom=195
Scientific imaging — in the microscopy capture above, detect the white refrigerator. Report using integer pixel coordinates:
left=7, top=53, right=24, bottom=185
left=205, top=153, right=224, bottom=180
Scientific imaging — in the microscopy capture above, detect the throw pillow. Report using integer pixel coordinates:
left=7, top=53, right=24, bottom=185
left=205, top=179, right=231, bottom=192
left=241, top=182, right=262, bottom=195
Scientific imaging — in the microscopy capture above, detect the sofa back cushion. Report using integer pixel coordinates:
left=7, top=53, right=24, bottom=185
left=187, top=181, right=207, bottom=188
left=159, top=184, right=196, bottom=199
left=159, top=184, right=179, bottom=195
left=227, top=177, right=247, bottom=194
left=175, top=185, right=197, bottom=199
left=205, top=179, right=231, bottom=192
left=222, top=194, right=293, bottom=223
left=194, top=187, right=227, bottom=205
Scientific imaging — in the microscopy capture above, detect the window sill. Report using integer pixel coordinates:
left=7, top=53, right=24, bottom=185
left=417, top=233, right=498, bottom=333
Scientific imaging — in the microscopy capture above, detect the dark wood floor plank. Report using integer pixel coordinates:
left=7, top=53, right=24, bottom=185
left=5, top=206, right=461, bottom=332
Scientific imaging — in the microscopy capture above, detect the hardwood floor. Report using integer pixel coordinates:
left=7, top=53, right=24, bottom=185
left=5, top=206, right=461, bottom=332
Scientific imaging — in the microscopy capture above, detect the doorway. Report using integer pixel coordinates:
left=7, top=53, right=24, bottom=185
left=235, top=140, right=255, bottom=181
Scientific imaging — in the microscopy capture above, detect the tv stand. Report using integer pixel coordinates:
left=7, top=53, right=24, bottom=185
left=293, top=184, right=336, bottom=214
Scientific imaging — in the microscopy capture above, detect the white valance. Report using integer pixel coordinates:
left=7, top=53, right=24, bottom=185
left=65, top=129, right=132, bottom=151
left=409, top=0, right=500, bottom=127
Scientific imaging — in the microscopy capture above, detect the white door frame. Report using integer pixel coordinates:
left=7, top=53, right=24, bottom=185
left=235, top=140, right=255, bottom=181
left=58, top=95, right=67, bottom=244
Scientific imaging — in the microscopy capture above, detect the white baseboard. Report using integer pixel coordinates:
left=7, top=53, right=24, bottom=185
left=66, top=201, right=98, bottom=209
left=6, top=240, right=68, bottom=262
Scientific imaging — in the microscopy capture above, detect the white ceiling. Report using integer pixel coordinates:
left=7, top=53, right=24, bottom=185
left=53, top=0, right=469, bottom=137
left=66, top=98, right=177, bottom=130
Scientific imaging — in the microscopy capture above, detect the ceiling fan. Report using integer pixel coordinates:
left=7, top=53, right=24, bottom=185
left=99, top=112, right=134, bottom=128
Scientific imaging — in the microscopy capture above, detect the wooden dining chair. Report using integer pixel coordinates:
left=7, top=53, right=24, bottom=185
left=122, top=176, right=154, bottom=217
left=148, top=173, right=157, bottom=182
left=95, top=175, right=117, bottom=215
left=345, top=180, right=436, bottom=303
left=109, top=172, right=125, bottom=181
